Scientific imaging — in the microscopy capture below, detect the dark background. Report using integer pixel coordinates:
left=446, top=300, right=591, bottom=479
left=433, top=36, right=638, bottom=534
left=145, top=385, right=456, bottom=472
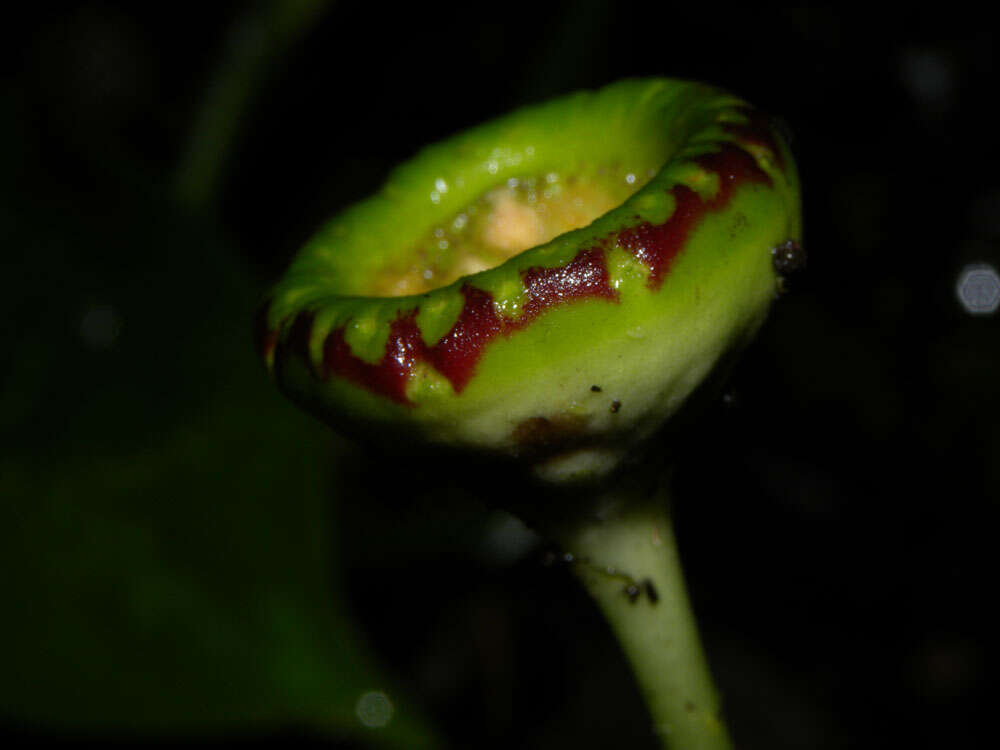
left=3, top=2, right=997, bottom=748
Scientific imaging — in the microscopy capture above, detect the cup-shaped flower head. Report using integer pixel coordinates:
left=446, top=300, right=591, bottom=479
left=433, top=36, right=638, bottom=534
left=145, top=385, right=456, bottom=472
left=257, top=78, right=801, bottom=485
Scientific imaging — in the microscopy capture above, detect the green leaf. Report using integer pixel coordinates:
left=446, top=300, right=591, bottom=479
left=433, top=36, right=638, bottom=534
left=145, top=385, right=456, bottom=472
left=0, top=202, right=437, bottom=748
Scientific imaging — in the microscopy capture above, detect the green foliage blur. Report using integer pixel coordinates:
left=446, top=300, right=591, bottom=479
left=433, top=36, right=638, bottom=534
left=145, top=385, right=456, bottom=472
left=1, top=4, right=436, bottom=745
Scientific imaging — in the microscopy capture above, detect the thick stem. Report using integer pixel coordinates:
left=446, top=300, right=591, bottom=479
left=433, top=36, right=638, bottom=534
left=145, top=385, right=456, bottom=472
left=553, top=477, right=733, bottom=750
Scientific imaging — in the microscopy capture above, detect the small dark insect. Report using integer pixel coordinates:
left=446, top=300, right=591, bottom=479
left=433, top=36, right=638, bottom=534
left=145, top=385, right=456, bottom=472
left=624, top=583, right=641, bottom=603
left=590, top=385, right=602, bottom=392
left=771, top=239, right=806, bottom=275
left=610, top=400, right=622, bottom=413
left=643, top=578, right=659, bottom=604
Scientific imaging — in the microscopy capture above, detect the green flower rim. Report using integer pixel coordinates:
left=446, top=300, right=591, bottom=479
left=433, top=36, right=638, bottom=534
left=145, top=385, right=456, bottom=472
left=257, top=78, right=801, bottom=483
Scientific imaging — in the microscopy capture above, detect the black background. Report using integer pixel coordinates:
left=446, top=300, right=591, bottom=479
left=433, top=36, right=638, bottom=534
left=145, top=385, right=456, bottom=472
left=4, top=2, right=997, bottom=748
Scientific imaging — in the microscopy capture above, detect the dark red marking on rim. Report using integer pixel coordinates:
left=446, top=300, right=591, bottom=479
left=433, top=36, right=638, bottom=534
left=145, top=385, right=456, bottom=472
left=427, top=285, right=502, bottom=393
left=514, top=246, right=618, bottom=330
left=315, top=248, right=618, bottom=404
left=318, top=290, right=502, bottom=405
left=721, top=107, right=785, bottom=171
left=277, top=144, right=767, bottom=405
left=323, top=311, right=424, bottom=404
left=617, top=144, right=771, bottom=289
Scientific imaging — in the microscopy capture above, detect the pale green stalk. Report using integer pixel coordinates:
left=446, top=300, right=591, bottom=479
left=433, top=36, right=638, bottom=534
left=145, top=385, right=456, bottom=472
left=552, top=478, right=733, bottom=750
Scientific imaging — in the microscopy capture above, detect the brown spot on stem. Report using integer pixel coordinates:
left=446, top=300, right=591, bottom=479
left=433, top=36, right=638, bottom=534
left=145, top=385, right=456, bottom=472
left=512, top=414, right=590, bottom=449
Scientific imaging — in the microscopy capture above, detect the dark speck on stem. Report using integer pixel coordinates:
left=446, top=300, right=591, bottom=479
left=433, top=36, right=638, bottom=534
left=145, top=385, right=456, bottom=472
left=610, top=400, right=622, bottom=413
left=644, top=578, right=659, bottom=604
left=625, top=583, right=641, bottom=603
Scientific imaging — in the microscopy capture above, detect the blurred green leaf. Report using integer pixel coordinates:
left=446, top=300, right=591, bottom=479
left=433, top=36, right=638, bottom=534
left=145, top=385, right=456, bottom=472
left=0, top=193, right=436, bottom=747
left=173, top=0, right=332, bottom=210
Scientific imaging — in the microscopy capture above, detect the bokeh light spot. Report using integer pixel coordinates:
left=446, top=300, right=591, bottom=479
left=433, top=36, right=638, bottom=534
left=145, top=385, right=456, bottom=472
left=955, top=263, right=1000, bottom=315
left=355, top=690, right=393, bottom=728
left=898, top=48, right=954, bottom=113
left=80, top=304, right=123, bottom=349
